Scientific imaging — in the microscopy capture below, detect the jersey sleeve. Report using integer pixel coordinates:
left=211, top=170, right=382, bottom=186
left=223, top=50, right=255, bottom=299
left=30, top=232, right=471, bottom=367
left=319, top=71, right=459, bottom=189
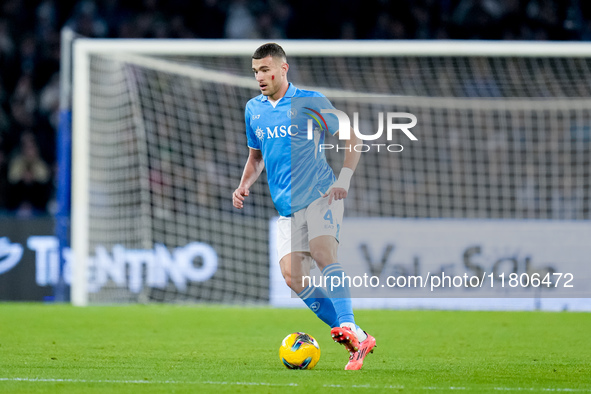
left=245, top=102, right=261, bottom=150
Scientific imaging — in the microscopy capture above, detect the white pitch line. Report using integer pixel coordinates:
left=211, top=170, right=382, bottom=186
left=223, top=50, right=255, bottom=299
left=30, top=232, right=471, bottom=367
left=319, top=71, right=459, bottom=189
left=0, top=378, right=590, bottom=392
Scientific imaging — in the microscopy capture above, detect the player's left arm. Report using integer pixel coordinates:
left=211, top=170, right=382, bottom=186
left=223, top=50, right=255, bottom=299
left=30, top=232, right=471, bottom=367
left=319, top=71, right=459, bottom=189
left=324, top=127, right=361, bottom=204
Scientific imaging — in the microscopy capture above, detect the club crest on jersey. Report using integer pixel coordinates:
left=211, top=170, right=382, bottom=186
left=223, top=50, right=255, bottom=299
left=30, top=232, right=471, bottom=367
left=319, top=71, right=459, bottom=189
left=287, top=108, right=297, bottom=119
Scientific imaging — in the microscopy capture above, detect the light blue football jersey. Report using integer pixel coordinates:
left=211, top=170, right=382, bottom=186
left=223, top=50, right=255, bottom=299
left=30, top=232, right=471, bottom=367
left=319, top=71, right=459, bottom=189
left=245, top=83, right=340, bottom=216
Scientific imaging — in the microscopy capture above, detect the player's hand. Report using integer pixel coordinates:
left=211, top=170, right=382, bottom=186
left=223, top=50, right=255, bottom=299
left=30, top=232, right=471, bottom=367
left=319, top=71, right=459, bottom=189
left=323, top=168, right=353, bottom=204
left=233, top=186, right=250, bottom=209
left=323, top=186, right=347, bottom=205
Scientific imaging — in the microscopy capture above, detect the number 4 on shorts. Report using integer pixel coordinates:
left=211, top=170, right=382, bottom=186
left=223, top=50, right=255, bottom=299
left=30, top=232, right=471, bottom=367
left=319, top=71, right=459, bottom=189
left=324, top=210, right=333, bottom=224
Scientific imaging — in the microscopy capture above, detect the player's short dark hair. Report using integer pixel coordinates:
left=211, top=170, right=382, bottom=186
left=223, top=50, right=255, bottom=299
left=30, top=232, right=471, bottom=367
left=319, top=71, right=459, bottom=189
left=252, top=43, right=287, bottom=62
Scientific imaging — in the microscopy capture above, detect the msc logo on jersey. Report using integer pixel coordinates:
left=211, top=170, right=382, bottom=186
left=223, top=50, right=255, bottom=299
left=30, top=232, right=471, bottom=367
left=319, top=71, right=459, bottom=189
left=255, top=126, right=265, bottom=140
left=259, top=125, right=299, bottom=139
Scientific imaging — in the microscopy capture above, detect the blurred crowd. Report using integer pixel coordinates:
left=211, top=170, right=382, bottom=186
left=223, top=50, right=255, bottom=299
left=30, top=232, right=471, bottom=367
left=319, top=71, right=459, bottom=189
left=1, top=0, right=591, bottom=217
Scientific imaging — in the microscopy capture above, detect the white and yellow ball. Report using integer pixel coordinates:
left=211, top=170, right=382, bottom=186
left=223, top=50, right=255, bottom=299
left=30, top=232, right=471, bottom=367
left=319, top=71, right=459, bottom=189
left=279, top=332, right=321, bottom=370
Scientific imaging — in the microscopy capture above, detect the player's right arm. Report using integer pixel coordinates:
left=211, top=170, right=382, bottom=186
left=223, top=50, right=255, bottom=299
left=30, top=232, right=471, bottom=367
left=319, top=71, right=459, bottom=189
left=233, top=148, right=264, bottom=209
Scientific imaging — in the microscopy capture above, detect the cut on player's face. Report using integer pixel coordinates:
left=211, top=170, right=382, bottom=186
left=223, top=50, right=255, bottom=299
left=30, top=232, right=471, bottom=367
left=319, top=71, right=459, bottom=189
left=252, top=55, right=287, bottom=99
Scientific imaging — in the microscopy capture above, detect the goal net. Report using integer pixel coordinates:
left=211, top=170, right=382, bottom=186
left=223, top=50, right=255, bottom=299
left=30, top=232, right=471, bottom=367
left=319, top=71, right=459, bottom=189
left=70, top=40, right=591, bottom=306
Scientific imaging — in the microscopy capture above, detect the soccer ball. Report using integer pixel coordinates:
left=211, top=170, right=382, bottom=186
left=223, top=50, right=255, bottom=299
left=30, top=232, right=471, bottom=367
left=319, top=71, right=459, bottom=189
left=279, top=332, right=321, bottom=369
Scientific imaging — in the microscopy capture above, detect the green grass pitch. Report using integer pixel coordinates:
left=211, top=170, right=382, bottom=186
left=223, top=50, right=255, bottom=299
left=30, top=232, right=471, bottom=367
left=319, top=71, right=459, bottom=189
left=0, top=303, right=589, bottom=393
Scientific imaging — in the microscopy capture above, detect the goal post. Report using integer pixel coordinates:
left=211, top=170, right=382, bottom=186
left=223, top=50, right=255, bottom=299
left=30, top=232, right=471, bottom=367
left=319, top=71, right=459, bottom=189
left=70, top=39, right=591, bottom=307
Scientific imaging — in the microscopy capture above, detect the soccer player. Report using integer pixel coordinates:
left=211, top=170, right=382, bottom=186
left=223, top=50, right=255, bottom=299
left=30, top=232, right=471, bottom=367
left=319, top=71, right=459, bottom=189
left=232, top=43, right=376, bottom=370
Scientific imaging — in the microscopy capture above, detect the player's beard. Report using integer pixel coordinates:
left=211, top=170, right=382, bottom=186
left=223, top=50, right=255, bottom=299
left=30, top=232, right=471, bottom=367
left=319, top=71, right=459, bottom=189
left=262, top=78, right=281, bottom=98
left=260, top=80, right=273, bottom=96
